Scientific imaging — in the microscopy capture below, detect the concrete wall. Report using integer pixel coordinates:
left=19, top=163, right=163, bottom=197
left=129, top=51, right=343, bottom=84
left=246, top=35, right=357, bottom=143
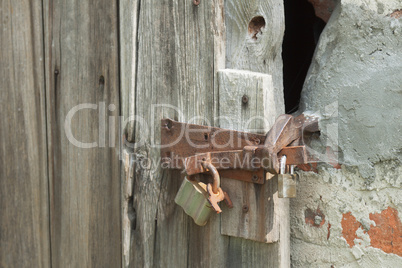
left=291, top=0, right=402, bottom=267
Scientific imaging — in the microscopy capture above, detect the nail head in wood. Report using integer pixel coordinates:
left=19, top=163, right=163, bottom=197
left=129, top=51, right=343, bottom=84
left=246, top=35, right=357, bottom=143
left=242, top=94, right=249, bottom=104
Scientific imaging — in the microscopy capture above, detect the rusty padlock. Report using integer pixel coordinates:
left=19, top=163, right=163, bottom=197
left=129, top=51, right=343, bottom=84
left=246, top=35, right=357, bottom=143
left=277, top=155, right=297, bottom=198
left=175, top=161, right=232, bottom=226
left=174, top=175, right=214, bottom=226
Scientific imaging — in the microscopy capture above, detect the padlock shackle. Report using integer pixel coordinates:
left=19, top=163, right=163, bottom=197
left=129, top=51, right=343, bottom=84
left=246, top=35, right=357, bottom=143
left=202, top=161, right=220, bottom=194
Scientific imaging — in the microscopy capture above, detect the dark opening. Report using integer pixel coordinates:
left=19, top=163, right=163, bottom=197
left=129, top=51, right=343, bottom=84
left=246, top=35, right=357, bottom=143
left=248, top=16, right=266, bottom=40
left=282, top=0, right=326, bottom=113
left=99, top=75, right=105, bottom=86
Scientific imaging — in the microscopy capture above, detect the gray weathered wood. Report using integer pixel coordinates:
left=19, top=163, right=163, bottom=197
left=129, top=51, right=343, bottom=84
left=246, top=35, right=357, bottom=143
left=225, top=0, right=285, bottom=117
left=2, top=0, right=290, bottom=267
left=124, top=0, right=228, bottom=267
left=119, top=1, right=140, bottom=266
left=218, top=69, right=280, bottom=243
left=121, top=0, right=289, bottom=267
left=120, top=0, right=139, bottom=141
left=223, top=1, right=289, bottom=266
left=0, top=1, right=51, bottom=267
left=43, top=0, right=121, bottom=266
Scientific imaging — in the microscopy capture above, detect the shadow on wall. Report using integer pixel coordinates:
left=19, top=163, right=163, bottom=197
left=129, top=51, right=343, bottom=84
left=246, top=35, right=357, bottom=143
left=282, top=0, right=328, bottom=114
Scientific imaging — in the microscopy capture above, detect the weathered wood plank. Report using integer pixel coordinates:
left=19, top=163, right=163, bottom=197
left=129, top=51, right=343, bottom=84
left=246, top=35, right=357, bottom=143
left=43, top=0, right=121, bottom=266
left=119, top=0, right=140, bottom=266
left=125, top=0, right=227, bottom=267
left=123, top=0, right=288, bottom=267
left=225, top=0, right=285, bottom=117
left=218, top=69, right=279, bottom=243
left=120, top=0, right=139, bottom=141
left=175, top=2, right=228, bottom=267
left=0, top=1, right=50, bottom=267
left=223, top=1, right=289, bottom=266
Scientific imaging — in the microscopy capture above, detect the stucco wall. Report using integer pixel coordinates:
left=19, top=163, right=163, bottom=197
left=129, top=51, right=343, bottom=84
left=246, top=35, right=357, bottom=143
left=292, top=0, right=402, bottom=267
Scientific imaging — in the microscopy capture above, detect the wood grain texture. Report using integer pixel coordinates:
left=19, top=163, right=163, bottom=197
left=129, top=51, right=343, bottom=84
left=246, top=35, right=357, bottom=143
left=119, top=1, right=140, bottom=266
left=0, top=0, right=51, bottom=267
left=223, top=1, right=289, bottom=266
left=121, top=0, right=289, bottom=267
left=225, top=0, right=285, bottom=117
left=43, top=0, right=121, bottom=266
left=217, top=69, right=289, bottom=266
left=120, top=0, right=139, bottom=141
left=125, top=0, right=227, bottom=267
left=218, top=69, right=280, bottom=243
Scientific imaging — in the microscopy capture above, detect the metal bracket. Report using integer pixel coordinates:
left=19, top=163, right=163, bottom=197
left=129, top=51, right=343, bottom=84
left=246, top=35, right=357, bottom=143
left=161, top=113, right=320, bottom=184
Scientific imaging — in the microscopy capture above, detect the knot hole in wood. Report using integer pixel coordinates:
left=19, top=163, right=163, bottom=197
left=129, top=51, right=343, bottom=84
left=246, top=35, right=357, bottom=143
left=248, top=16, right=266, bottom=40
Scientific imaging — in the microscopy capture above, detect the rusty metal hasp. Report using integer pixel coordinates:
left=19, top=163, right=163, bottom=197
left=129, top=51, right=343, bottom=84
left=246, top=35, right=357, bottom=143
left=161, top=113, right=319, bottom=179
left=161, top=113, right=320, bottom=224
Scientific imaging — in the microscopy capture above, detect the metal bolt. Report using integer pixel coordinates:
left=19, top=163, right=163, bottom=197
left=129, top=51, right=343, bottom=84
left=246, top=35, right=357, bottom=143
left=242, top=95, right=249, bottom=104
left=242, top=205, right=249, bottom=213
left=193, top=0, right=200, bottom=5
left=252, top=175, right=259, bottom=182
left=54, top=69, right=59, bottom=75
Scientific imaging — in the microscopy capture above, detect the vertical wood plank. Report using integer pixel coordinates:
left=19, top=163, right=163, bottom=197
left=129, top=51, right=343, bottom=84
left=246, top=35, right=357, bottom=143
left=225, top=0, right=285, bottom=117
left=126, top=0, right=227, bottom=267
left=218, top=69, right=279, bottom=243
left=122, top=0, right=288, bottom=267
left=43, top=0, right=121, bottom=266
left=0, top=0, right=50, bottom=267
left=119, top=1, right=140, bottom=266
left=120, top=0, right=139, bottom=141
left=184, top=2, right=229, bottom=267
left=222, top=0, right=289, bottom=266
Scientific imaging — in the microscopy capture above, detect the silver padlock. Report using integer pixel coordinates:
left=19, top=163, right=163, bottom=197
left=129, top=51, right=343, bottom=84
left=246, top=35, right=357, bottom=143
left=277, top=155, right=297, bottom=198
left=175, top=176, right=214, bottom=226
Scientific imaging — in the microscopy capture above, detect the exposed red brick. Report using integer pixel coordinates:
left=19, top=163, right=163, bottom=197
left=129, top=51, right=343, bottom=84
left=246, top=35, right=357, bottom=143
left=308, top=0, right=337, bottom=22
left=305, top=207, right=325, bottom=227
left=297, top=162, right=318, bottom=173
left=390, top=9, right=402, bottom=19
left=367, top=207, right=402, bottom=257
left=341, top=212, right=362, bottom=247
left=341, top=208, right=402, bottom=256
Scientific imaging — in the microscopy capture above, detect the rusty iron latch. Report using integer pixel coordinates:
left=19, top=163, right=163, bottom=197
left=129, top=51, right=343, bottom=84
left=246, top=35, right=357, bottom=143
left=161, top=113, right=319, bottom=181
left=161, top=113, right=320, bottom=217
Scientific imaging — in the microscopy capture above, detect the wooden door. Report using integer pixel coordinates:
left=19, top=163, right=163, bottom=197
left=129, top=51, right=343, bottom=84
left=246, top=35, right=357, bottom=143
left=1, top=0, right=121, bottom=267
left=120, top=0, right=288, bottom=267
left=0, top=1, right=50, bottom=266
left=1, top=0, right=287, bottom=267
